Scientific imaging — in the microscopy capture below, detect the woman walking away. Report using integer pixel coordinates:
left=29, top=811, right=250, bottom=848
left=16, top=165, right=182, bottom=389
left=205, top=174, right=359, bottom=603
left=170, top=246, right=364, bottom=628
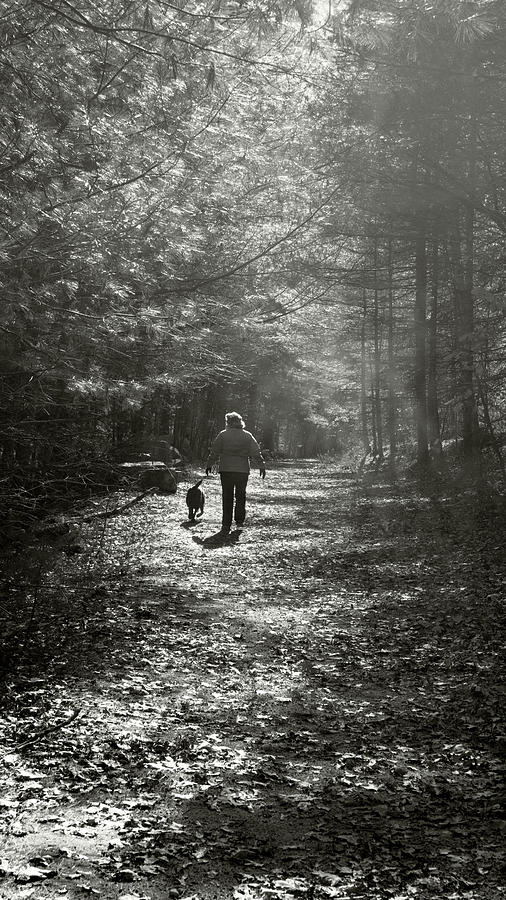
left=206, top=412, right=266, bottom=535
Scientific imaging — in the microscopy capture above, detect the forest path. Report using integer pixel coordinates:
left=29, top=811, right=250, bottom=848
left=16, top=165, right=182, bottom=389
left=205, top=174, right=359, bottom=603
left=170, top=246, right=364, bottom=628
left=0, top=462, right=503, bottom=900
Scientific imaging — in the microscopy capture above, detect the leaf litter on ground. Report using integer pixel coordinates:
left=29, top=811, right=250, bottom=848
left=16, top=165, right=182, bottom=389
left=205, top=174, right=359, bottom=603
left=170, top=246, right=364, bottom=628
left=0, top=462, right=504, bottom=899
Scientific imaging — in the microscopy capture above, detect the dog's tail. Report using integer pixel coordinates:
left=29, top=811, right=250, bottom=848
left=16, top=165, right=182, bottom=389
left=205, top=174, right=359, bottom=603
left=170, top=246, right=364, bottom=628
left=193, top=479, right=203, bottom=488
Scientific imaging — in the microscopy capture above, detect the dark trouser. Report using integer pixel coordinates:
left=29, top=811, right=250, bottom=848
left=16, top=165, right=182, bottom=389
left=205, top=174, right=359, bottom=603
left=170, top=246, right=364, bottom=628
left=220, top=471, right=249, bottom=530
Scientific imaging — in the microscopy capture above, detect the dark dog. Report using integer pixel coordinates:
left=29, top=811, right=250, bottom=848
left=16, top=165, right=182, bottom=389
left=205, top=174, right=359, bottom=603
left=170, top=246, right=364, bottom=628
left=186, top=479, right=205, bottom=521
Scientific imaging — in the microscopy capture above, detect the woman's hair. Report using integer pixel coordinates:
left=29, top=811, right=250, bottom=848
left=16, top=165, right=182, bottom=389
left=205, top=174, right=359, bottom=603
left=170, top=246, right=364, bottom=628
left=225, top=411, right=245, bottom=429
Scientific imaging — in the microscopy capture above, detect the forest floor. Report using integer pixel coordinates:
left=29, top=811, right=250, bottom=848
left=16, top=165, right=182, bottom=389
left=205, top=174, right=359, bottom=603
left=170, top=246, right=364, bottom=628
left=0, top=461, right=504, bottom=900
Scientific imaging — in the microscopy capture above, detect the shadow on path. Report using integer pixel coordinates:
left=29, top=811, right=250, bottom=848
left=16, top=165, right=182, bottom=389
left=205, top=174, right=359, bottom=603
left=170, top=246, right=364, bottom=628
left=192, top=529, right=243, bottom=549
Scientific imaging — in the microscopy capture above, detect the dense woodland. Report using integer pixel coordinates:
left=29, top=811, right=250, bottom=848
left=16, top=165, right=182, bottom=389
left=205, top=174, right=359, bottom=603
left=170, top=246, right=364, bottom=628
left=1, top=0, right=506, bottom=529
left=1, top=5, right=505, bottom=894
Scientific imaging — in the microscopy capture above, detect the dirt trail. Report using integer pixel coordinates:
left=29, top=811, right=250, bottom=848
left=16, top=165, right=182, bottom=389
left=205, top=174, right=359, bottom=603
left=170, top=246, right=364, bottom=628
left=0, top=462, right=503, bottom=900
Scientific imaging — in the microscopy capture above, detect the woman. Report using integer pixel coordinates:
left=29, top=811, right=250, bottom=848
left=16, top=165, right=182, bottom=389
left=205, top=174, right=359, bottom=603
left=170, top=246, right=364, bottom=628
left=205, top=412, right=266, bottom=534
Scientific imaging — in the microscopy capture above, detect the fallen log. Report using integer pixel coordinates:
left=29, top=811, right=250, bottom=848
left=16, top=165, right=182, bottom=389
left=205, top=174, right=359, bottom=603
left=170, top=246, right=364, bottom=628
left=83, top=486, right=157, bottom=522
left=118, top=461, right=178, bottom=494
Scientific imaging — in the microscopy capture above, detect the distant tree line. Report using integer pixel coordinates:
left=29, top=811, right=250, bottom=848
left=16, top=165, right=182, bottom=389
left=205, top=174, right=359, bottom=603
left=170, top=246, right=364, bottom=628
left=304, top=0, right=506, bottom=476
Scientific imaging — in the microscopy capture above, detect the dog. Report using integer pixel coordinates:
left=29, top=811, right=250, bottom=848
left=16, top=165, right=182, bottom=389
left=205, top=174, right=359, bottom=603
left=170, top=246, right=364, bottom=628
left=185, top=479, right=205, bottom=522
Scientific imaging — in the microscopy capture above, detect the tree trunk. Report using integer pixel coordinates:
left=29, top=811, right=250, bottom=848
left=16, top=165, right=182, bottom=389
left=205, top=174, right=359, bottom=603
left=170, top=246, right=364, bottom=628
left=460, top=74, right=480, bottom=469
left=414, top=230, right=429, bottom=466
left=247, top=383, right=259, bottom=433
left=373, top=238, right=383, bottom=459
left=370, top=358, right=378, bottom=459
left=387, top=239, right=396, bottom=473
left=427, top=239, right=441, bottom=450
left=449, top=222, right=479, bottom=468
left=460, top=205, right=479, bottom=463
left=476, top=375, right=505, bottom=482
left=360, top=289, right=370, bottom=454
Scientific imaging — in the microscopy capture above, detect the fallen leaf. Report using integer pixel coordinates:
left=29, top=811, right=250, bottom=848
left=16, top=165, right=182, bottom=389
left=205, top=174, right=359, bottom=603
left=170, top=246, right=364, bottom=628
left=15, top=865, right=57, bottom=883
